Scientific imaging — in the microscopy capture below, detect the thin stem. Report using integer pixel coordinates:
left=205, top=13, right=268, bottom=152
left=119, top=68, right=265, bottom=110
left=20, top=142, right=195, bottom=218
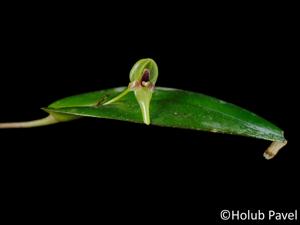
left=263, top=140, right=288, bottom=159
left=103, top=88, right=130, bottom=105
left=0, top=114, right=58, bottom=129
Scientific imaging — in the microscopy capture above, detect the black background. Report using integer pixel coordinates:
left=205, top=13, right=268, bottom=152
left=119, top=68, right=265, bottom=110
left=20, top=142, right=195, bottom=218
left=0, top=3, right=298, bottom=223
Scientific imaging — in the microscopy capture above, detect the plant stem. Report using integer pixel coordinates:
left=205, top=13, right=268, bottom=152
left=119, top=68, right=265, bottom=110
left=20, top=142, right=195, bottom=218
left=103, top=88, right=130, bottom=105
left=263, top=140, right=288, bottom=159
left=0, top=114, right=58, bottom=129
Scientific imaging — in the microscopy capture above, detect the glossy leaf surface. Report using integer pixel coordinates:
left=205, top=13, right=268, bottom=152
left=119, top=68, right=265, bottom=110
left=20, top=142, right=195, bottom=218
left=45, top=87, right=285, bottom=142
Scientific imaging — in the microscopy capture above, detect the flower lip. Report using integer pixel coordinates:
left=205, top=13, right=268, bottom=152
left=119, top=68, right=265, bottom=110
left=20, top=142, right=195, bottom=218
left=141, top=69, right=150, bottom=83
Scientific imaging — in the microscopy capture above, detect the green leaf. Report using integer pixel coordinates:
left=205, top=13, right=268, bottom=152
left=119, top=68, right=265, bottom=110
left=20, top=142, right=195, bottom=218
left=0, top=56, right=287, bottom=159
left=45, top=86, right=285, bottom=143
